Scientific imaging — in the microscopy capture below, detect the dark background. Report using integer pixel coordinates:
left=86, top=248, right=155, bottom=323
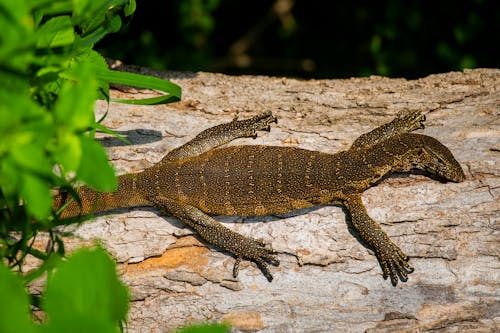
left=97, top=0, right=499, bottom=79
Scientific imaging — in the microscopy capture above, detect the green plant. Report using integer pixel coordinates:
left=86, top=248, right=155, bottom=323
left=0, top=248, right=128, bottom=333
left=176, top=323, right=230, bottom=333
left=0, top=0, right=180, bottom=331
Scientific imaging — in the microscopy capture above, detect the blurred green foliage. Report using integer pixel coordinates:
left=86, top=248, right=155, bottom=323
left=176, top=323, right=230, bottom=333
left=0, top=0, right=131, bottom=222
left=0, top=0, right=180, bottom=268
left=0, top=0, right=222, bottom=331
left=0, top=248, right=128, bottom=333
left=97, top=0, right=499, bottom=78
left=0, top=0, right=178, bottom=332
left=0, top=1, right=136, bottom=331
left=42, top=248, right=129, bottom=332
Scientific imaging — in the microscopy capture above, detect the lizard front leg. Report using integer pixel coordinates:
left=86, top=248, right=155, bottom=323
left=350, top=110, right=425, bottom=151
left=162, top=111, right=277, bottom=162
left=344, top=194, right=413, bottom=285
left=153, top=196, right=279, bottom=281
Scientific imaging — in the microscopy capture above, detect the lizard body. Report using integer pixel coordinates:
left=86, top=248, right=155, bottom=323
left=54, top=111, right=465, bottom=285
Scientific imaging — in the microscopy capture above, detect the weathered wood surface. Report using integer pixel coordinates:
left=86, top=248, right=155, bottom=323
left=69, top=68, right=498, bottom=332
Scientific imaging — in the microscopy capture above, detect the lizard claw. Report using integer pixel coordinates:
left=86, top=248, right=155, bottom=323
left=236, top=111, right=277, bottom=138
left=233, top=257, right=242, bottom=278
left=376, top=238, right=414, bottom=286
left=231, top=236, right=279, bottom=282
left=395, top=109, right=426, bottom=132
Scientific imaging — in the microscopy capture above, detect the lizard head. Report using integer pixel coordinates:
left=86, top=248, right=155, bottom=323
left=389, top=134, right=466, bottom=183
left=418, top=134, right=466, bottom=183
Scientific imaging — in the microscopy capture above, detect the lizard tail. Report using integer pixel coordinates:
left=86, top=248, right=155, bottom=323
left=53, top=173, right=153, bottom=219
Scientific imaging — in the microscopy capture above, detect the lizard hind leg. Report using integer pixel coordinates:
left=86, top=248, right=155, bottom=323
left=344, top=194, right=414, bottom=285
left=154, top=196, right=279, bottom=281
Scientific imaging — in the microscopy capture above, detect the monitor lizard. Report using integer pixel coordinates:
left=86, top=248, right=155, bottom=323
left=53, top=110, right=465, bottom=285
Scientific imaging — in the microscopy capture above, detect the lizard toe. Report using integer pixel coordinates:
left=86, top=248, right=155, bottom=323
left=262, top=251, right=280, bottom=267
left=389, top=253, right=413, bottom=284
left=254, top=257, right=274, bottom=282
left=229, top=111, right=277, bottom=139
left=231, top=235, right=279, bottom=280
left=389, top=270, right=399, bottom=286
left=376, top=240, right=414, bottom=285
left=251, top=111, right=277, bottom=132
left=233, top=257, right=242, bottom=278
left=252, top=241, right=279, bottom=267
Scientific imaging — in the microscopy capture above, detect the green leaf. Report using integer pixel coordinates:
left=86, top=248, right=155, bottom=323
left=40, top=317, right=120, bottom=333
left=93, top=122, right=131, bottom=145
left=0, top=0, right=34, bottom=72
left=77, top=136, right=117, bottom=191
left=20, top=172, right=52, bottom=219
left=42, top=247, right=129, bottom=328
left=0, top=156, right=21, bottom=200
left=76, top=50, right=110, bottom=100
left=106, top=12, right=123, bottom=34
left=11, top=142, right=52, bottom=174
left=0, top=93, right=25, bottom=155
left=53, top=130, right=82, bottom=172
left=32, top=1, right=73, bottom=22
left=95, top=68, right=182, bottom=105
left=0, top=264, right=36, bottom=333
left=80, top=49, right=109, bottom=71
left=176, top=323, right=230, bottom=333
left=71, top=0, right=129, bottom=51
left=23, top=253, right=62, bottom=284
left=36, top=16, right=75, bottom=48
left=55, top=62, right=98, bottom=130
left=72, top=0, right=127, bottom=33
left=125, top=0, right=136, bottom=16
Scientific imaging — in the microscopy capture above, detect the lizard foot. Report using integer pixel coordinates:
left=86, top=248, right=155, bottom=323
left=233, top=111, right=277, bottom=138
left=375, top=236, right=414, bottom=286
left=170, top=200, right=280, bottom=282
left=394, top=109, right=426, bottom=133
left=231, top=236, right=279, bottom=281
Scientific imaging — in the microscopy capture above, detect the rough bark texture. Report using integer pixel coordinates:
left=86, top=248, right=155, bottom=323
left=66, top=68, right=499, bottom=332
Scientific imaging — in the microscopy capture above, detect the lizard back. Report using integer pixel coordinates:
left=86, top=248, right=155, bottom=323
left=143, top=145, right=367, bottom=216
left=140, top=133, right=464, bottom=217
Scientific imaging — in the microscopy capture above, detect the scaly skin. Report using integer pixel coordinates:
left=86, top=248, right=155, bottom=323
left=54, top=111, right=465, bottom=285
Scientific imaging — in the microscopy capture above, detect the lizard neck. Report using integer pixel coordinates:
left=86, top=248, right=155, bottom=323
left=54, top=173, right=152, bottom=219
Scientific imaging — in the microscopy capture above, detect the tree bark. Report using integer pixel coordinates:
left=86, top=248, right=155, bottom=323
left=68, top=68, right=499, bottom=332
